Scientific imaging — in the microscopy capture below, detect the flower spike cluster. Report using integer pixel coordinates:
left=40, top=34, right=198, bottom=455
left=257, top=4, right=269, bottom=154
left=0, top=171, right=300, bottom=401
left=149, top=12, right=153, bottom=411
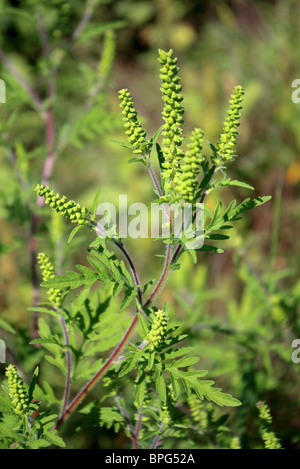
left=174, top=127, right=204, bottom=202
left=213, top=85, right=244, bottom=167
left=118, top=88, right=149, bottom=156
left=257, top=401, right=282, bottom=449
left=98, top=29, right=115, bottom=81
left=5, top=365, right=30, bottom=416
left=147, top=309, right=168, bottom=352
left=158, top=49, right=184, bottom=193
left=35, top=184, right=94, bottom=228
left=37, top=253, right=63, bottom=309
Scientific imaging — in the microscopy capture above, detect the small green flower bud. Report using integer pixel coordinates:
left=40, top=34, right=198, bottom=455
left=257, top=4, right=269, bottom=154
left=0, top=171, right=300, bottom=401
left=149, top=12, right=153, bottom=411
left=118, top=88, right=150, bottom=156
left=212, top=85, right=244, bottom=166
left=158, top=49, right=185, bottom=194
left=174, top=128, right=204, bottom=202
left=37, top=253, right=63, bottom=309
left=147, top=309, right=168, bottom=351
left=5, top=365, right=30, bottom=416
left=187, top=393, right=208, bottom=430
left=35, top=184, right=94, bottom=228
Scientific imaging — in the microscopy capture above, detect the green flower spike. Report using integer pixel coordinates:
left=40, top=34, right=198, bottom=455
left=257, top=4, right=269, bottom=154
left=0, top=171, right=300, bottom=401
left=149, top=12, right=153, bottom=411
left=230, top=436, right=242, bottom=450
left=257, top=401, right=282, bottom=449
left=5, top=365, right=30, bottom=416
left=174, top=127, right=204, bottom=202
left=257, top=400, right=273, bottom=424
left=213, top=85, right=244, bottom=167
left=158, top=49, right=184, bottom=193
left=37, top=252, right=63, bottom=309
left=147, top=309, right=168, bottom=352
left=118, top=88, right=149, bottom=156
left=35, top=184, right=94, bottom=228
left=98, top=29, right=116, bottom=81
left=160, top=402, right=171, bottom=426
left=187, top=393, right=208, bottom=430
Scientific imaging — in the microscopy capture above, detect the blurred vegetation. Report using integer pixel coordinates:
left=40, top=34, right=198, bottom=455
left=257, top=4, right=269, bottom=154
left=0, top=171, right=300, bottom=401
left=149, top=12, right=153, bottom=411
left=0, top=0, right=299, bottom=449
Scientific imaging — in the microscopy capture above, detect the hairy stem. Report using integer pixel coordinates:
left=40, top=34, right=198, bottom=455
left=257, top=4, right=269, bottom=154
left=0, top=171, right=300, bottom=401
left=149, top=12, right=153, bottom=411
left=59, top=316, right=72, bottom=418
left=71, top=0, right=97, bottom=42
left=114, top=240, right=142, bottom=303
left=56, top=233, right=172, bottom=430
left=145, top=243, right=172, bottom=308
left=133, top=408, right=143, bottom=449
left=151, top=422, right=164, bottom=449
left=55, top=163, right=175, bottom=431
left=0, top=47, right=44, bottom=112
left=55, top=313, right=139, bottom=430
left=115, top=395, right=139, bottom=449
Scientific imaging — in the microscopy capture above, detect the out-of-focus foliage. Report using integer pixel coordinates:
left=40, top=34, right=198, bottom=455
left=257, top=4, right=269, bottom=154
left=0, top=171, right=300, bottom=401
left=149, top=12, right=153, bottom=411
left=0, top=0, right=299, bottom=449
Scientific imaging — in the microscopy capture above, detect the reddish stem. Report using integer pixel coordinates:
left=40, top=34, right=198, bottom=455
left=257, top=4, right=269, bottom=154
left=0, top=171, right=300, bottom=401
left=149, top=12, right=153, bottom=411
left=55, top=313, right=139, bottom=430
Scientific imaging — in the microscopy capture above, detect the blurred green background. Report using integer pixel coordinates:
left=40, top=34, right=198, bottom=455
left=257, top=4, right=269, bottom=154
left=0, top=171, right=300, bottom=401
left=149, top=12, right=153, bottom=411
left=0, top=0, right=300, bottom=449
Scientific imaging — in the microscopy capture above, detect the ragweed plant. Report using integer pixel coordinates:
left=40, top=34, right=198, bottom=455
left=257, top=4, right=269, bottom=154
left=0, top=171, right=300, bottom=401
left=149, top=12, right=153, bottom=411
left=1, top=48, right=272, bottom=449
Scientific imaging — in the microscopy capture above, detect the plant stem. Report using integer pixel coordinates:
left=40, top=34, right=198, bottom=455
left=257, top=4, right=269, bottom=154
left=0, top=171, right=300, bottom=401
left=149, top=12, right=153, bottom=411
left=114, top=240, right=142, bottom=303
left=55, top=313, right=139, bottom=430
left=0, top=47, right=44, bottom=112
left=55, top=164, right=174, bottom=431
left=145, top=243, right=172, bottom=308
left=56, top=234, right=172, bottom=430
left=71, top=0, right=97, bottom=42
left=133, top=408, right=143, bottom=449
left=115, top=395, right=138, bottom=449
left=147, top=159, right=163, bottom=198
left=151, top=422, right=164, bottom=449
left=59, top=316, right=72, bottom=418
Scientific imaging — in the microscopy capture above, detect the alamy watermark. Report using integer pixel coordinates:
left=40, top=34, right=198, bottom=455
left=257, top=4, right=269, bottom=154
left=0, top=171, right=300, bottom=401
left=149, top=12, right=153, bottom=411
left=291, top=339, right=300, bottom=364
left=0, top=79, right=6, bottom=103
left=95, top=196, right=204, bottom=250
left=291, top=79, right=300, bottom=104
left=0, top=339, right=6, bottom=363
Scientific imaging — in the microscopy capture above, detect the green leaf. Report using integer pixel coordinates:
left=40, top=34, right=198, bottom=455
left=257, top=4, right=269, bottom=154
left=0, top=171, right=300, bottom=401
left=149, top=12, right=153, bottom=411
left=169, top=373, right=181, bottom=399
left=150, top=126, right=162, bottom=146
left=28, top=366, right=39, bottom=402
left=168, top=356, right=200, bottom=369
left=42, top=269, right=100, bottom=290
left=196, top=245, right=224, bottom=253
left=205, top=233, right=229, bottom=240
left=112, top=280, right=125, bottom=298
left=164, top=347, right=194, bottom=360
left=128, top=157, right=146, bottom=165
left=118, top=353, right=139, bottom=378
left=148, top=351, right=155, bottom=371
left=44, top=431, right=66, bottom=448
left=68, top=225, right=84, bottom=244
left=120, top=287, right=137, bottom=310
left=100, top=407, right=124, bottom=427
left=78, top=21, right=125, bottom=41
left=228, top=196, right=272, bottom=221
left=187, top=249, right=197, bottom=264
left=155, top=143, right=165, bottom=171
left=219, top=178, right=254, bottom=191
left=87, top=256, right=112, bottom=281
left=206, top=201, right=222, bottom=232
left=110, top=139, right=134, bottom=150
left=137, top=311, right=149, bottom=338
left=92, top=188, right=102, bottom=216
left=197, top=165, right=216, bottom=195
left=155, top=372, right=167, bottom=402
left=135, top=380, right=146, bottom=408
left=0, top=318, right=16, bottom=334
